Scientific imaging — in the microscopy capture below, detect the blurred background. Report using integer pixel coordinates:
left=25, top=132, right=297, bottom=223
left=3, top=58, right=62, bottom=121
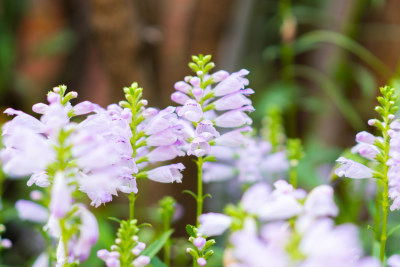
left=1, top=0, right=400, bottom=265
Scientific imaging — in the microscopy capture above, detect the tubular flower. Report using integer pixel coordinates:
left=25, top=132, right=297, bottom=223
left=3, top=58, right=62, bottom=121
left=171, top=56, right=254, bottom=159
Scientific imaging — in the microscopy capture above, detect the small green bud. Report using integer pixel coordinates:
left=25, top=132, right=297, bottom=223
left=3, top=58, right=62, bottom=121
left=186, top=247, right=198, bottom=258
left=203, top=250, right=214, bottom=260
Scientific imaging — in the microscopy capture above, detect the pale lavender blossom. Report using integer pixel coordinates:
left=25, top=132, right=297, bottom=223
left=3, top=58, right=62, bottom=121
left=351, top=131, right=379, bottom=160
left=132, top=242, right=146, bottom=256
left=187, top=137, right=211, bottom=157
left=197, top=258, right=207, bottom=266
left=72, top=205, right=99, bottom=261
left=335, top=157, right=374, bottom=179
left=173, top=68, right=253, bottom=159
left=388, top=255, right=400, bottom=267
left=147, top=145, right=185, bottom=162
left=203, top=162, right=236, bottom=182
left=15, top=200, right=48, bottom=223
left=198, top=213, right=232, bottom=237
left=147, top=163, right=185, bottom=183
left=177, top=100, right=203, bottom=122
left=303, top=185, right=338, bottom=218
left=193, top=237, right=206, bottom=250
left=195, top=120, right=220, bottom=141
left=97, top=250, right=121, bottom=267
left=32, top=253, right=49, bottom=267
left=214, top=106, right=254, bottom=128
left=212, top=69, right=249, bottom=96
left=132, top=255, right=151, bottom=267
left=50, top=172, right=72, bottom=219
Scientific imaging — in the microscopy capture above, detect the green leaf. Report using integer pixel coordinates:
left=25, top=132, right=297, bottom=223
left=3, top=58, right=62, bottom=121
left=297, top=30, right=392, bottom=78
left=107, top=217, right=121, bottom=223
left=149, top=256, right=168, bottom=267
left=182, top=190, right=197, bottom=200
left=138, top=223, right=152, bottom=228
left=388, top=224, right=400, bottom=238
left=372, top=240, right=380, bottom=259
left=186, top=224, right=196, bottom=237
left=203, top=194, right=212, bottom=200
left=293, top=65, right=364, bottom=131
left=142, top=229, right=174, bottom=258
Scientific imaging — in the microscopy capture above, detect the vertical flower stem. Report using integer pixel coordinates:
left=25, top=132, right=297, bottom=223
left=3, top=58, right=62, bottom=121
left=380, top=177, right=389, bottom=262
left=379, top=99, right=391, bottom=262
left=374, top=183, right=382, bottom=242
left=129, top=193, right=137, bottom=221
left=289, top=167, right=297, bottom=188
left=59, top=218, right=68, bottom=267
left=196, top=157, right=204, bottom=226
left=163, top=217, right=171, bottom=267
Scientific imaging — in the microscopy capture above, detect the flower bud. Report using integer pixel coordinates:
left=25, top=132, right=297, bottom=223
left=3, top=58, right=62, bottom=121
left=193, top=237, right=206, bottom=250
left=197, top=258, right=207, bottom=266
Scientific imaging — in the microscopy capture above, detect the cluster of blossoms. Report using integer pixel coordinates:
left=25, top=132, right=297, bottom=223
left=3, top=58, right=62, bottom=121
left=171, top=55, right=254, bottom=158
left=2, top=87, right=102, bottom=265
left=203, top=137, right=289, bottom=183
left=197, top=180, right=380, bottom=267
left=97, top=219, right=150, bottom=267
left=334, top=86, right=400, bottom=264
left=3, top=55, right=397, bottom=267
left=0, top=84, right=188, bottom=265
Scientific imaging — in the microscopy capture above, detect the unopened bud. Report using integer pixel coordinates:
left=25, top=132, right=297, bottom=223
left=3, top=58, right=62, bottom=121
left=197, top=258, right=207, bottom=266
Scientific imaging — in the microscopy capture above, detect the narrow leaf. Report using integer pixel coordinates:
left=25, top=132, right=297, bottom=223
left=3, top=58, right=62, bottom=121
left=142, top=230, right=174, bottom=258
left=150, top=256, right=167, bottom=267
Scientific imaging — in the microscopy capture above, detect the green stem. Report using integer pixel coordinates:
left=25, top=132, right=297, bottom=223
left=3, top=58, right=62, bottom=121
left=289, top=166, right=297, bottom=188
left=163, top=219, right=171, bottom=267
left=374, top=183, right=382, bottom=242
left=129, top=193, right=137, bottom=220
left=59, top=219, right=68, bottom=267
left=380, top=178, right=389, bottom=262
left=379, top=108, right=391, bottom=262
left=196, top=157, right=204, bottom=226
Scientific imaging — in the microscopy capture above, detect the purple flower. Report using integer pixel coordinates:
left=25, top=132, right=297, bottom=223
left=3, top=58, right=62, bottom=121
left=177, top=100, right=203, bottom=122
left=212, top=69, right=249, bottom=96
left=71, top=101, right=95, bottom=116
left=214, top=126, right=252, bottom=147
left=174, top=81, right=192, bottom=94
left=72, top=205, right=99, bottom=261
left=147, top=163, right=185, bottom=183
left=211, top=70, right=229, bottom=82
left=144, top=106, right=177, bottom=135
left=15, top=200, right=48, bottom=223
left=195, top=120, right=220, bottom=141
left=171, top=91, right=191, bottom=105
left=304, top=185, right=338, bottom=218
left=1, top=127, right=55, bottom=177
left=197, top=258, right=207, bottom=266
left=203, top=162, right=236, bottom=182
left=132, top=255, right=150, bottom=267
left=49, top=172, right=72, bottom=219
left=187, top=137, right=211, bottom=157
left=335, top=157, right=373, bottom=179
left=193, top=237, right=206, bottom=250
left=147, top=145, right=185, bottom=163
left=97, top=250, right=121, bottom=267
left=198, top=213, right=232, bottom=237
left=212, top=89, right=253, bottom=111
left=214, top=106, right=254, bottom=128
left=388, top=255, right=400, bottom=267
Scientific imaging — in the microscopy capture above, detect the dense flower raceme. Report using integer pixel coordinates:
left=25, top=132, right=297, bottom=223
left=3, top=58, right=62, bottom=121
left=335, top=125, right=400, bottom=211
left=197, top=181, right=379, bottom=267
left=97, top=219, right=150, bottom=267
left=202, top=137, right=289, bottom=183
left=171, top=59, right=254, bottom=158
